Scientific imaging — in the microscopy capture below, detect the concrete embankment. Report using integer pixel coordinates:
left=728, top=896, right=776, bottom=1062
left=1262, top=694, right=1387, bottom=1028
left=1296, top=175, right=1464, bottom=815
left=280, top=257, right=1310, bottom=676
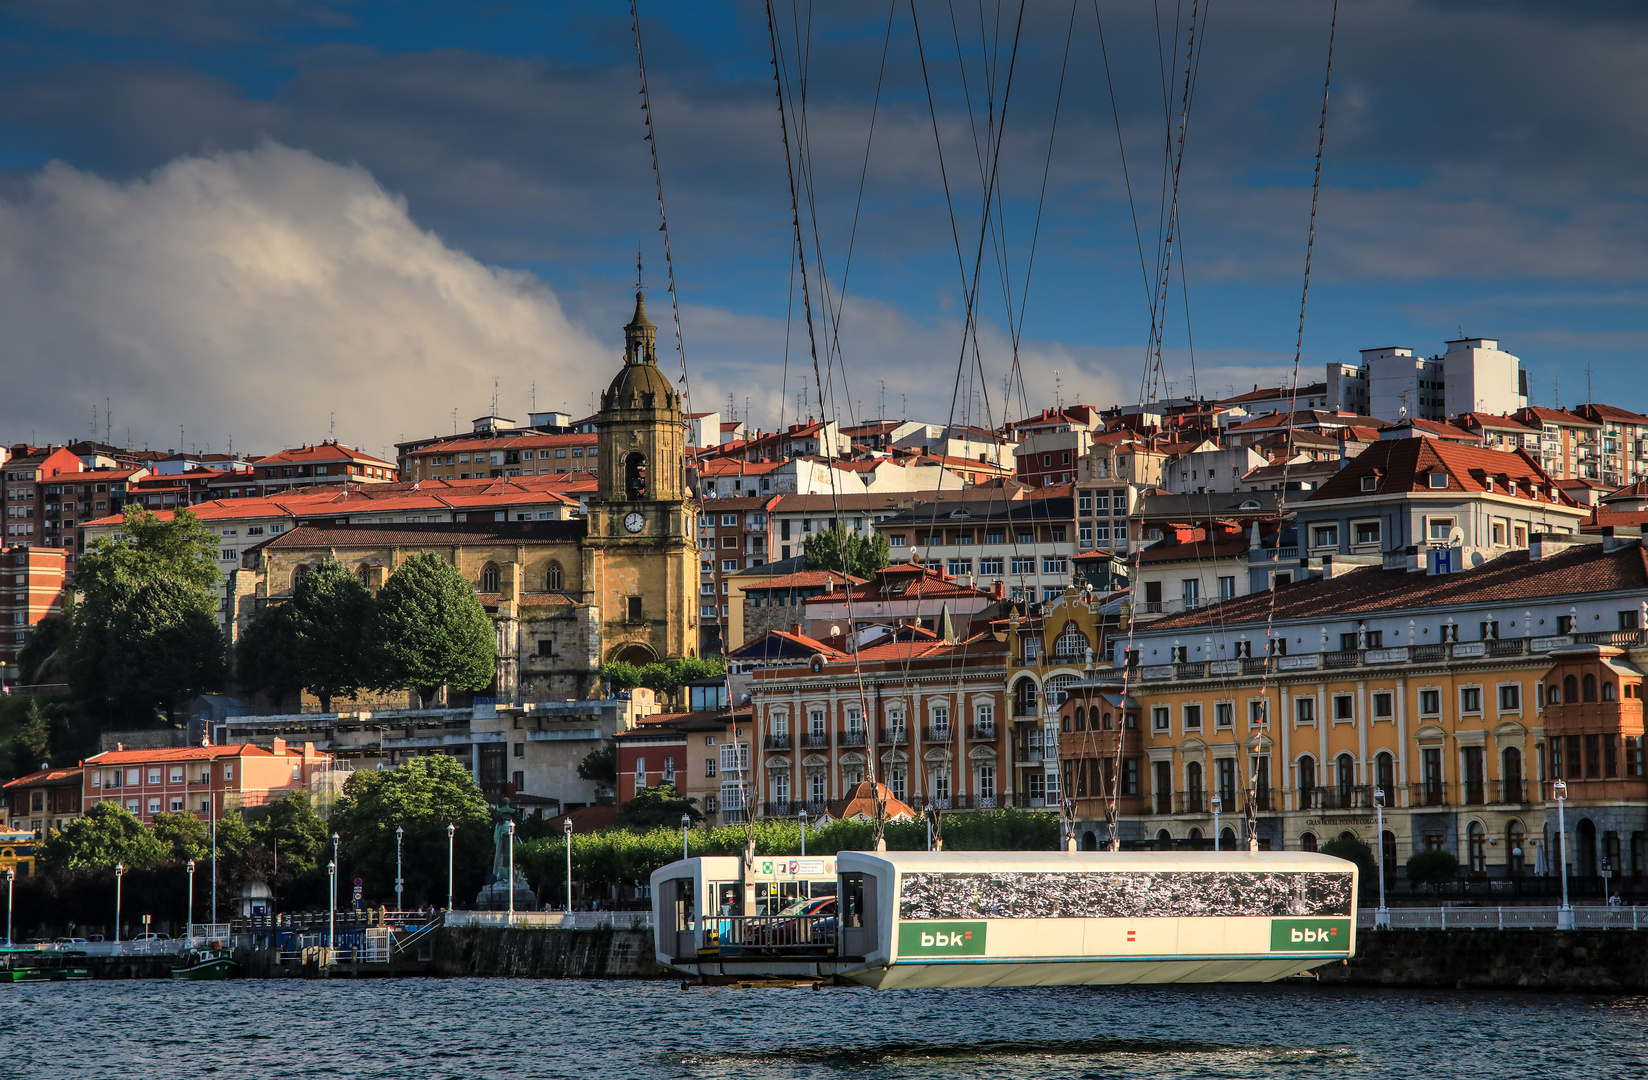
left=1318, top=929, right=1648, bottom=992
left=428, top=925, right=671, bottom=980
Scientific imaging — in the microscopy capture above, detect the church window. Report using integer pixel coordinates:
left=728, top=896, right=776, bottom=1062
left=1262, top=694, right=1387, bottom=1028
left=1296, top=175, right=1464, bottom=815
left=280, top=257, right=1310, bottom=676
left=547, top=562, right=564, bottom=591
left=626, top=452, right=648, bottom=499
left=627, top=596, right=643, bottom=621
left=481, top=563, right=500, bottom=592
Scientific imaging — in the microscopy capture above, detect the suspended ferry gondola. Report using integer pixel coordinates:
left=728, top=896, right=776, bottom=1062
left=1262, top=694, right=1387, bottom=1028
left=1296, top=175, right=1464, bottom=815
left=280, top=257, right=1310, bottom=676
left=652, top=849, right=1356, bottom=988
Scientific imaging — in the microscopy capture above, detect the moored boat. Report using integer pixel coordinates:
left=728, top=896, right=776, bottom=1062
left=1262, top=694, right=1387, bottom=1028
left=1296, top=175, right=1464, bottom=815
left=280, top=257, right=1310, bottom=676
left=171, top=948, right=238, bottom=980
left=0, top=948, right=92, bottom=982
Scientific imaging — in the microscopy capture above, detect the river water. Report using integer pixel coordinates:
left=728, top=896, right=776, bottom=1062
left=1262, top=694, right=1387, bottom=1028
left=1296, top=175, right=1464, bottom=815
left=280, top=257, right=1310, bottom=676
left=6, top=979, right=1643, bottom=1078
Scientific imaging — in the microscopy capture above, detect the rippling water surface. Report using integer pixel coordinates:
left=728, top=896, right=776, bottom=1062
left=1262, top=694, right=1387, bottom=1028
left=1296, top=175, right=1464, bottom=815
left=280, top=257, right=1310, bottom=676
left=6, top=980, right=1644, bottom=1078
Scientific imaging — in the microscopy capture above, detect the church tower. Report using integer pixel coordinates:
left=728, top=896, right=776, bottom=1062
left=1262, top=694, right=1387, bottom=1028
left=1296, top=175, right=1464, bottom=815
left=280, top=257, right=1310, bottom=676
left=582, top=291, right=698, bottom=665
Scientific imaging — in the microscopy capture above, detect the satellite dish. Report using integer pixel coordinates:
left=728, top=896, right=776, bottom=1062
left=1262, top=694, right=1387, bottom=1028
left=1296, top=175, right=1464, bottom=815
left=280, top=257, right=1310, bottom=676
left=1448, top=526, right=1465, bottom=548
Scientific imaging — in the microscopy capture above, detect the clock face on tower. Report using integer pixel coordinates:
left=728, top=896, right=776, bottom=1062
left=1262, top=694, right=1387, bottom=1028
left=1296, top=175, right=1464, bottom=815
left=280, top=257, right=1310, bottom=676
left=623, top=511, right=646, bottom=534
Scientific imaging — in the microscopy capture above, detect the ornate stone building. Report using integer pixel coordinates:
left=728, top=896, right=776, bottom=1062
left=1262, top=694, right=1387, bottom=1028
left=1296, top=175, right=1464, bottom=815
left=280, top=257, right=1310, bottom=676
left=243, top=292, right=701, bottom=703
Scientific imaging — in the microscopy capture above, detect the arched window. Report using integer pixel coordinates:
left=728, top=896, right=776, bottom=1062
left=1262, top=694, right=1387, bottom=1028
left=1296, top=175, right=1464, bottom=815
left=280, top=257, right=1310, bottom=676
left=1507, top=820, right=1527, bottom=875
left=1503, top=747, right=1523, bottom=802
left=1060, top=712, right=1071, bottom=733
left=1336, top=753, right=1356, bottom=803
left=1045, top=674, right=1077, bottom=707
left=1564, top=675, right=1579, bottom=703
left=625, top=451, right=648, bottom=499
left=1583, top=673, right=1598, bottom=702
left=1154, top=829, right=1172, bottom=849
left=1300, top=832, right=1318, bottom=852
left=1084, top=830, right=1100, bottom=851
left=1603, top=681, right=1617, bottom=701
left=1186, top=762, right=1204, bottom=811
left=547, top=561, right=564, bottom=591
left=1221, top=827, right=1238, bottom=849
left=292, top=564, right=312, bottom=590
left=1074, top=706, right=1087, bottom=731
left=1468, top=820, right=1487, bottom=875
left=481, top=562, right=500, bottom=592
left=1012, top=678, right=1037, bottom=716
left=1298, top=755, right=1317, bottom=797
left=1102, top=712, right=1113, bottom=730
left=1054, top=621, right=1088, bottom=659
left=357, top=563, right=372, bottom=585
left=1375, top=752, right=1395, bottom=798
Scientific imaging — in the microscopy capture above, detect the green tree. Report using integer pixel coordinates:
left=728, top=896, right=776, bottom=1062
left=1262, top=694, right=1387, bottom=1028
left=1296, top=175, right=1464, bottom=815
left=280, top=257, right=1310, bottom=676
left=370, top=552, right=496, bottom=707
left=614, top=783, right=702, bottom=830
left=802, top=523, right=888, bottom=579
left=39, top=802, right=168, bottom=871
left=577, top=742, right=618, bottom=786
left=70, top=571, right=227, bottom=724
left=1320, top=836, right=1378, bottom=880
left=599, top=661, right=644, bottom=693
left=1406, top=848, right=1460, bottom=891
left=260, top=792, right=330, bottom=874
left=77, top=504, right=221, bottom=598
left=7, top=700, right=54, bottom=776
left=331, top=756, right=493, bottom=906
left=16, top=614, right=71, bottom=685
left=285, top=560, right=376, bottom=711
left=236, top=603, right=305, bottom=707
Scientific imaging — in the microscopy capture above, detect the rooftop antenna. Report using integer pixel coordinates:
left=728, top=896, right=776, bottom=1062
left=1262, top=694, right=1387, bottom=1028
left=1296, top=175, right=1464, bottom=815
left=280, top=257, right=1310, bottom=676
left=91, top=403, right=97, bottom=442
left=1055, top=369, right=1062, bottom=411
left=531, top=380, right=537, bottom=412
left=452, top=408, right=458, bottom=435
left=491, top=376, right=499, bottom=421
left=1586, top=365, right=1592, bottom=405
left=879, top=380, right=886, bottom=423
left=330, top=412, right=336, bottom=440
left=635, top=244, right=645, bottom=290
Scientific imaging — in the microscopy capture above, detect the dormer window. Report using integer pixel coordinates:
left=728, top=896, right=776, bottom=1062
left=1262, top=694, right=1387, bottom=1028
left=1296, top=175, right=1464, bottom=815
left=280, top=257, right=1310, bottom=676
left=1360, top=475, right=1377, bottom=492
left=1428, top=472, right=1449, bottom=489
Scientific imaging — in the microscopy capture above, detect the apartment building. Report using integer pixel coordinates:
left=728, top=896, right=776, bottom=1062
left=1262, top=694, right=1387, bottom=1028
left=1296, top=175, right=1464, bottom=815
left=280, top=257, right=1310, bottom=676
left=1073, top=531, right=1648, bottom=881
left=1512, top=407, right=1603, bottom=483
left=0, top=546, right=67, bottom=679
left=749, top=632, right=1010, bottom=815
left=2, top=766, right=83, bottom=836
left=615, top=704, right=749, bottom=825
left=252, top=441, right=397, bottom=496
left=82, top=740, right=333, bottom=824
left=2, top=446, right=145, bottom=575
left=697, top=494, right=779, bottom=654
left=1577, top=404, right=1648, bottom=489
left=401, top=431, right=600, bottom=482
left=873, top=489, right=1077, bottom=603
left=768, top=492, right=909, bottom=563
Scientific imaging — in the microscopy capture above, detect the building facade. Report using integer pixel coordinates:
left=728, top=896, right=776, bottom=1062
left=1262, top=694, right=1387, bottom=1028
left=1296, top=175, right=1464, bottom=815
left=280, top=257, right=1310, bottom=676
left=81, top=741, right=332, bottom=825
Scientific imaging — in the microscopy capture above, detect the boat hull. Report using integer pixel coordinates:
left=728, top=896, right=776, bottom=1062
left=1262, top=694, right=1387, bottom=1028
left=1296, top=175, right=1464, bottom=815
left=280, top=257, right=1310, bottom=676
left=171, top=958, right=238, bottom=980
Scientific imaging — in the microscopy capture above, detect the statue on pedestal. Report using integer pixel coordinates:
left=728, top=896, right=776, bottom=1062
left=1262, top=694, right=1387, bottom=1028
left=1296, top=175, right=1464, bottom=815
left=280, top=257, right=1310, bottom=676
left=474, top=808, right=538, bottom=912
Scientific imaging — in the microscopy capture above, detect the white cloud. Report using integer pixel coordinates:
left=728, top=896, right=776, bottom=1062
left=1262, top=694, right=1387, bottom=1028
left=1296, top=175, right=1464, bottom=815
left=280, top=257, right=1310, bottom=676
left=0, top=141, right=610, bottom=456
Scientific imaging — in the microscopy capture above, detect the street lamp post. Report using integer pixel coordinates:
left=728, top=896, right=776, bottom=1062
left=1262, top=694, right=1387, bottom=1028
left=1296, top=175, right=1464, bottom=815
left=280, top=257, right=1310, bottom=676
left=210, top=794, right=218, bottom=927
left=327, top=859, right=337, bottom=964
left=395, top=825, right=404, bottom=914
left=563, top=819, right=573, bottom=913
left=1554, top=779, right=1573, bottom=930
left=1602, top=856, right=1614, bottom=906
left=5, top=867, right=13, bottom=947
left=799, top=809, right=808, bottom=858
left=680, top=813, right=690, bottom=861
left=505, top=820, right=517, bottom=922
left=446, top=823, right=456, bottom=912
left=186, top=859, right=196, bottom=945
left=331, top=831, right=341, bottom=913
left=1372, top=788, right=1389, bottom=929
left=1211, top=794, right=1223, bottom=852
left=114, top=863, right=125, bottom=945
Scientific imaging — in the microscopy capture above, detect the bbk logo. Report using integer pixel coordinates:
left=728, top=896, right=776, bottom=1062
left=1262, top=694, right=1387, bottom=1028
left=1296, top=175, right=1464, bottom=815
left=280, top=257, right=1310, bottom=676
left=1289, top=925, right=1338, bottom=944
left=919, top=930, right=973, bottom=948
left=899, top=921, right=988, bottom=957
left=1270, top=917, right=1352, bottom=952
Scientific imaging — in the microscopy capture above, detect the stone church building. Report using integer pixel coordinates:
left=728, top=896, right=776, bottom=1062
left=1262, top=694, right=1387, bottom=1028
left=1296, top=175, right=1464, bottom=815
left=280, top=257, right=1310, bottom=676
left=242, top=292, right=701, bottom=702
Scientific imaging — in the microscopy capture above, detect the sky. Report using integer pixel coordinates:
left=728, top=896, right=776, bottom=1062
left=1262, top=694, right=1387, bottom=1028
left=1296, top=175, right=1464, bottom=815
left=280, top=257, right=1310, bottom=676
left=0, top=0, right=1644, bottom=458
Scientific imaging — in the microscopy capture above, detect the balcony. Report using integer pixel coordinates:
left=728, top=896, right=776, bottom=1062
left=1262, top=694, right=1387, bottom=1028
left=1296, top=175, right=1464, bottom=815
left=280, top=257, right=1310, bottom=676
left=878, top=727, right=908, bottom=746
left=1014, top=746, right=1048, bottom=764
left=838, top=728, right=869, bottom=748
left=922, top=725, right=954, bottom=743
left=1411, top=781, right=1449, bottom=808
left=762, top=733, right=793, bottom=750
left=1012, top=703, right=1039, bottom=718
left=1301, top=785, right=1373, bottom=811
left=799, top=732, right=830, bottom=750
left=967, top=723, right=997, bottom=741
left=1498, top=780, right=1527, bottom=804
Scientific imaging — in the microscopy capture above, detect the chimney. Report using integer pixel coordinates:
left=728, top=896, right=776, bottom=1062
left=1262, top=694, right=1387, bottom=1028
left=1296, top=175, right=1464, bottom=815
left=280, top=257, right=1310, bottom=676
left=992, top=578, right=1006, bottom=600
left=272, top=737, right=287, bottom=755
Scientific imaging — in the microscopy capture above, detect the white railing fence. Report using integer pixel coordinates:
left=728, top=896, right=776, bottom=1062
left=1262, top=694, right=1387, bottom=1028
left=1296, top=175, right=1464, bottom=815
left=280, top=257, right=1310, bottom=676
left=444, top=910, right=652, bottom=931
left=1361, top=906, right=1647, bottom=930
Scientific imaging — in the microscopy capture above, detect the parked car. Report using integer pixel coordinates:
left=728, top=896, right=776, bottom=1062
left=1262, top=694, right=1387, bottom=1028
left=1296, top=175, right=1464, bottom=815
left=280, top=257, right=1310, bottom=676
left=133, top=933, right=172, bottom=943
left=54, top=937, right=88, bottom=946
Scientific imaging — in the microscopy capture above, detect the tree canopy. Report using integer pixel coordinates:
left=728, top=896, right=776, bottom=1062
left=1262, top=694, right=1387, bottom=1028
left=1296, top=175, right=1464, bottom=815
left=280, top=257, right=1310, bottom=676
left=802, top=523, right=888, bottom=580
left=1320, top=836, right=1378, bottom=880
left=16, top=614, right=71, bottom=685
left=69, top=505, right=226, bottom=723
left=259, top=791, right=331, bottom=875
left=285, top=560, right=376, bottom=711
left=370, top=552, right=496, bottom=707
left=614, top=783, right=702, bottom=830
left=40, top=802, right=168, bottom=871
left=237, top=602, right=305, bottom=706
left=330, top=756, right=494, bottom=906
left=1405, top=848, right=1460, bottom=888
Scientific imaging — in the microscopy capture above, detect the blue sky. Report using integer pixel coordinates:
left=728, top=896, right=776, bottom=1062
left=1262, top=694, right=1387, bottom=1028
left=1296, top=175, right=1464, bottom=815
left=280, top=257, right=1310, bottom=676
left=0, top=1, right=1644, bottom=454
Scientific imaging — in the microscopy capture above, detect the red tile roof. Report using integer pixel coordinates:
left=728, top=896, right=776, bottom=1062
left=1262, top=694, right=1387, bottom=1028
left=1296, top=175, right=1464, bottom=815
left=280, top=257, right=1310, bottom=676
left=1306, top=437, right=1577, bottom=505
left=254, top=441, right=396, bottom=467
left=1147, top=540, right=1648, bottom=631
left=2, top=766, right=82, bottom=789
left=264, top=521, right=585, bottom=549
left=741, top=570, right=864, bottom=591
left=86, top=743, right=297, bottom=765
